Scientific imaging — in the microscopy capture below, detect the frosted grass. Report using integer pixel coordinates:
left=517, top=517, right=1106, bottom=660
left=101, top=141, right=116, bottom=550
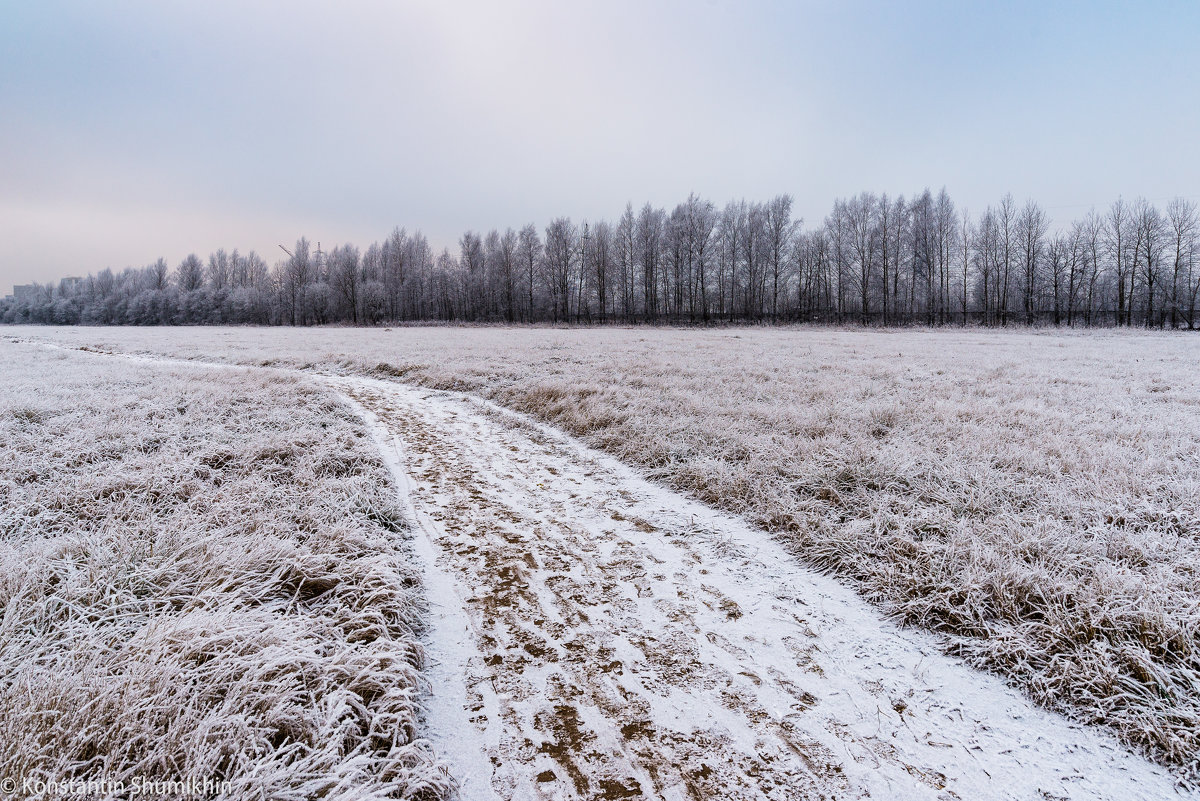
left=0, top=344, right=452, bottom=799
left=9, top=324, right=1200, bottom=780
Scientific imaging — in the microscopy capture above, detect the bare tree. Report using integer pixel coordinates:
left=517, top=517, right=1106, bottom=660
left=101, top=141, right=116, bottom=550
left=742, top=203, right=766, bottom=319
left=148, top=257, right=169, bottom=291
left=330, top=244, right=361, bottom=324
left=1083, top=211, right=1104, bottom=326
left=615, top=204, right=636, bottom=319
left=544, top=218, right=577, bottom=323
left=590, top=221, right=613, bottom=322
left=842, top=193, right=877, bottom=324
left=636, top=205, right=664, bottom=321
left=1106, top=199, right=1133, bottom=326
left=498, top=228, right=519, bottom=323
left=681, top=194, right=716, bottom=322
left=517, top=224, right=542, bottom=321
left=1064, top=222, right=1087, bottom=326
left=720, top=200, right=749, bottom=321
left=176, top=253, right=205, bottom=293
left=934, top=189, right=958, bottom=324
left=207, top=249, right=231, bottom=291
left=1131, top=200, right=1165, bottom=326
left=998, top=194, right=1016, bottom=325
left=764, top=194, right=798, bottom=322
left=975, top=208, right=1000, bottom=325
left=1166, top=198, right=1198, bottom=329
left=281, top=238, right=312, bottom=326
left=458, top=232, right=484, bottom=320
left=1017, top=200, right=1049, bottom=325
left=382, top=228, right=409, bottom=320
left=960, top=209, right=971, bottom=324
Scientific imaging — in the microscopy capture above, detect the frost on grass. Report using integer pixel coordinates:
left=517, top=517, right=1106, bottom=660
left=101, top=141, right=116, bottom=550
left=10, top=325, right=1199, bottom=781
left=0, top=345, right=451, bottom=799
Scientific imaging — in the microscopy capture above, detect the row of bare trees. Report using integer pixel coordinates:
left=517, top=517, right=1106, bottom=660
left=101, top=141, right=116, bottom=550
left=5, top=191, right=1199, bottom=328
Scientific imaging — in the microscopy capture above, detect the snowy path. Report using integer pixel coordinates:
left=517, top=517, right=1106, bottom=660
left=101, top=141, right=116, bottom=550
left=335, top=375, right=1187, bottom=801
left=8, top=338, right=1189, bottom=800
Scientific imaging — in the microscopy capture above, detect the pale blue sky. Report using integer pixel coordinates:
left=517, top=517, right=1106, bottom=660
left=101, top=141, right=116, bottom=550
left=2, top=0, right=1198, bottom=286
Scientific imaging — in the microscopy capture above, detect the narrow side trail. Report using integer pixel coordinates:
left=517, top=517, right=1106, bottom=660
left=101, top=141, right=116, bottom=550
left=337, top=375, right=1185, bottom=801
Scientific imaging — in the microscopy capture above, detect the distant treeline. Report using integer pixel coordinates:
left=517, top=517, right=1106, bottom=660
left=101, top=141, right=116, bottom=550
left=4, top=191, right=1198, bottom=328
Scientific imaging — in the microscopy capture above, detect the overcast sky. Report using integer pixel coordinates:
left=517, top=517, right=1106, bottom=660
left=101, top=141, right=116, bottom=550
left=2, top=0, right=1198, bottom=288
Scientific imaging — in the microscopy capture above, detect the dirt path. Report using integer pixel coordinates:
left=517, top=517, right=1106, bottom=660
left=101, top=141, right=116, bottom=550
left=337, top=375, right=1186, bottom=801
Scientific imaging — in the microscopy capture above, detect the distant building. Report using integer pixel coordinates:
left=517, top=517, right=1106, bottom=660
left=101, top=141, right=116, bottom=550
left=12, top=284, right=36, bottom=301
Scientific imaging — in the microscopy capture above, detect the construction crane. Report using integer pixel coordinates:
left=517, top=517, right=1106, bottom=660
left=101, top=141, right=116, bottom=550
left=280, top=243, right=323, bottom=267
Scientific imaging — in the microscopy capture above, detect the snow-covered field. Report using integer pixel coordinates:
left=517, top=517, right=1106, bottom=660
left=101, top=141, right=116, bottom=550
left=3, top=325, right=1199, bottom=797
left=0, top=343, right=451, bottom=799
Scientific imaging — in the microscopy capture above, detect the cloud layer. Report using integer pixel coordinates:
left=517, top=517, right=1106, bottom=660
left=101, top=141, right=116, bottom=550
left=3, top=0, right=1197, bottom=287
